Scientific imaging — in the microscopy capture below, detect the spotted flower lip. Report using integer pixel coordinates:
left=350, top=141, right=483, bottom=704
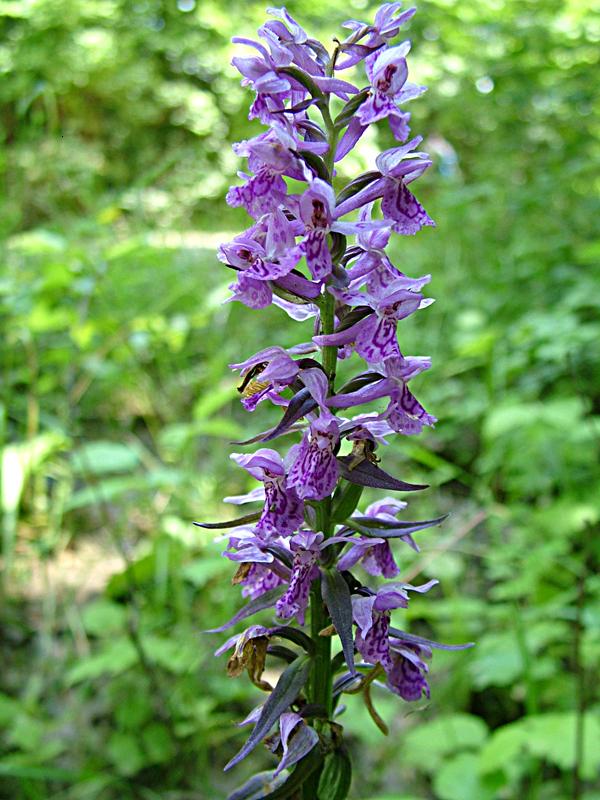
left=230, top=449, right=304, bottom=536
left=239, top=562, right=287, bottom=600
left=351, top=580, right=438, bottom=668
left=356, top=43, right=411, bottom=125
left=386, top=640, right=431, bottom=700
left=276, top=532, right=324, bottom=623
left=280, top=178, right=387, bottom=281
left=219, top=236, right=293, bottom=282
left=287, top=415, right=340, bottom=500
left=226, top=133, right=306, bottom=218
left=328, top=356, right=437, bottom=435
left=312, top=282, right=430, bottom=365
left=334, top=136, right=433, bottom=224
left=337, top=535, right=400, bottom=578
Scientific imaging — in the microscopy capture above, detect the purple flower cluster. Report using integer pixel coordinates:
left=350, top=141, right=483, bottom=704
left=200, top=6, right=471, bottom=794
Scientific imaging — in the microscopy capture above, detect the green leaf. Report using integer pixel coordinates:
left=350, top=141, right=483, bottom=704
left=193, top=512, right=261, bottom=529
left=524, top=713, right=600, bottom=779
left=227, top=749, right=323, bottom=800
left=331, top=482, right=364, bottom=524
left=224, top=656, right=311, bottom=771
left=1, top=432, right=66, bottom=514
left=70, top=440, right=140, bottom=475
left=141, top=634, right=200, bottom=674
left=206, top=585, right=287, bottom=633
left=65, top=639, right=137, bottom=685
left=337, top=456, right=427, bottom=492
left=434, top=753, right=496, bottom=800
left=467, top=632, right=523, bottom=689
left=402, top=714, right=488, bottom=772
left=263, top=748, right=323, bottom=799
left=334, top=89, right=370, bottom=128
left=181, top=557, right=228, bottom=587
left=347, top=515, right=447, bottom=539
left=106, top=731, right=145, bottom=776
left=317, top=748, right=352, bottom=800
left=141, top=723, right=176, bottom=765
left=478, top=723, right=529, bottom=781
left=80, top=599, right=127, bottom=637
left=64, top=468, right=186, bottom=510
left=227, top=771, right=288, bottom=800
left=321, top=569, right=356, bottom=675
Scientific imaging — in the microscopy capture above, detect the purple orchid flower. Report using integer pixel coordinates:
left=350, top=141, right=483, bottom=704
left=337, top=535, right=399, bottom=578
left=377, top=142, right=436, bottom=234
left=240, top=562, right=287, bottom=600
left=226, top=132, right=305, bottom=218
left=335, top=495, right=421, bottom=577
left=336, top=39, right=422, bottom=156
left=359, top=45, right=427, bottom=131
left=282, top=178, right=386, bottom=280
left=385, top=639, right=431, bottom=700
left=222, top=211, right=318, bottom=310
left=231, top=449, right=304, bottom=536
left=352, top=579, right=438, bottom=668
left=339, top=413, right=395, bottom=447
left=313, top=280, right=430, bottom=364
left=328, top=356, right=436, bottom=435
left=358, top=44, right=410, bottom=121
left=276, top=531, right=323, bottom=623
left=230, top=345, right=303, bottom=411
left=334, top=495, right=421, bottom=577
left=232, top=35, right=293, bottom=125
left=263, top=8, right=329, bottom=77
left=287, top=414, right=340, bottom=500
left=227, top=273, right=273, bottom=310
left=222, top=524, right=290, bottom=599
left=335, top=137, right=433, bottom=237
left=336, top=3, right=417, bottom=70
left=346, top=203, right=417, bottom=294
left=219, top=234, right=293, bottom=283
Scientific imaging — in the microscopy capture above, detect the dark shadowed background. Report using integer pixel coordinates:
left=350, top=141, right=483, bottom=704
left=1, top=0, right=599, bottom=798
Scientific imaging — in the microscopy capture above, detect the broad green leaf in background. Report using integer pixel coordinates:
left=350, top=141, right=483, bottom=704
left=434, top=753, right=497, bottom=800
left=401, top=714, right=489, bottom=772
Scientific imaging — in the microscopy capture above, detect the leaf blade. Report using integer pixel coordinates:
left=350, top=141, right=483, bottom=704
left=321, top=569, right=356, bottom=675
left=337, top=457, right=428, bottom=492
left=224, top=657, right=311, bottom=771
left=205, top=586, right=286, bottom=634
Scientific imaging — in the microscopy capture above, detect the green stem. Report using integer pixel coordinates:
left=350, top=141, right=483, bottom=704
left=321, top=291, right=337, bottom=392
left=309, top=581, right=333, bottom=715
left=303, top=91, right=341, bottom=800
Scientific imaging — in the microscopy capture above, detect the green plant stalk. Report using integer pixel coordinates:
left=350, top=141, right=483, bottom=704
left=303, top=93, right=341, bottom=800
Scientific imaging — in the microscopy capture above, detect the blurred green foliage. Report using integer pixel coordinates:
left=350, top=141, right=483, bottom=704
left=1, top=0, right=600, bottom=798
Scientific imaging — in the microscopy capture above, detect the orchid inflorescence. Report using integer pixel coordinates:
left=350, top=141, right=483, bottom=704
left=198, top=5, right=472, bottom=798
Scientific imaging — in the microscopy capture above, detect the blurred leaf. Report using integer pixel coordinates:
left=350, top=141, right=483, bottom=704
left=65, top=639, right=137, bottom=685
left=434, top=753, right=497, bottom=800
left=106, top=731, right=145, bottom=776
left=70, top=441, right=141, bottom=475
left=402, top=714, right=488, bottom=771
left=80, top=599, right=127, bottom=636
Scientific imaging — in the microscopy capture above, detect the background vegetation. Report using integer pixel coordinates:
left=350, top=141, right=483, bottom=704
left=1, top=0, right=599, bottom=798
